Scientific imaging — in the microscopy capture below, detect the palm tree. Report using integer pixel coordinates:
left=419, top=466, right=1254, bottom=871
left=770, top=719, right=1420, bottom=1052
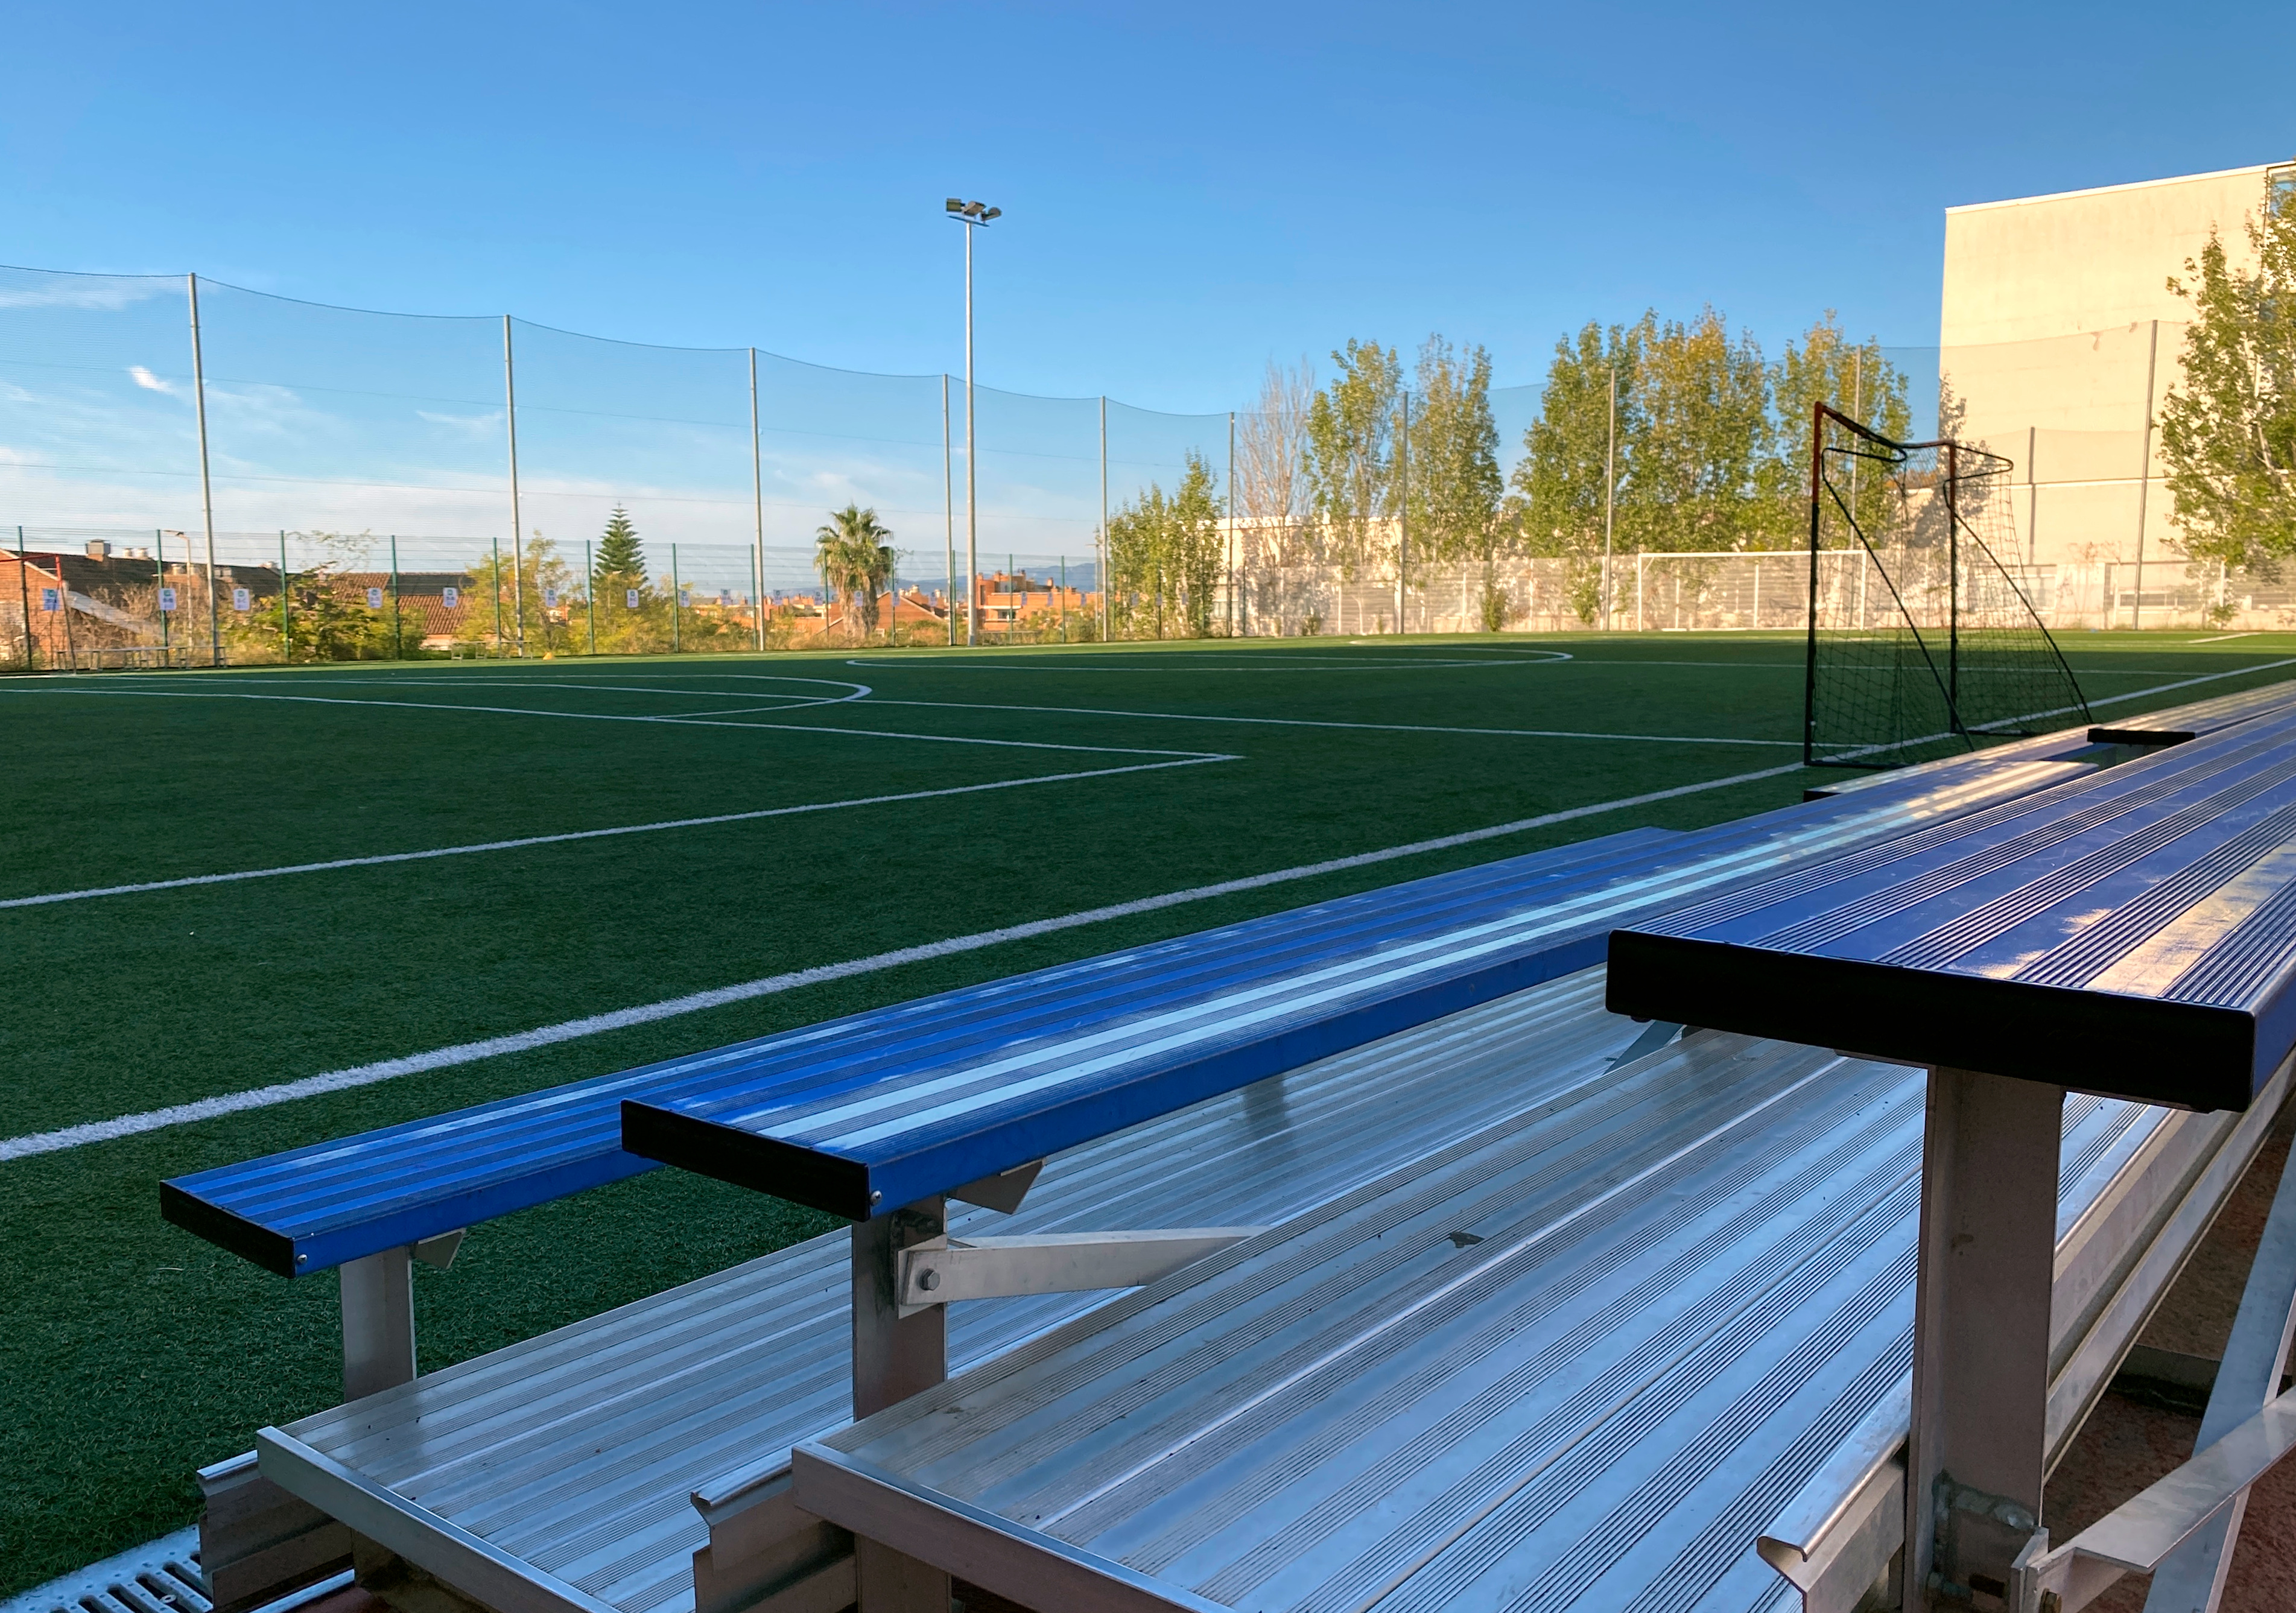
left=814, top=504, right=895, bottom=641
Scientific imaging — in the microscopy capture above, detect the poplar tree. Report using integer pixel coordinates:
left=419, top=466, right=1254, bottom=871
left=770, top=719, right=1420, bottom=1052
left=1304, top=340, right=1403, bottom=576
left=2158, top=179, right=2296, bottom=569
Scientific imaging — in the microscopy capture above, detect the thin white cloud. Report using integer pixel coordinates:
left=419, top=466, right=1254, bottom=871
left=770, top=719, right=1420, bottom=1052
left=0, top=277, right=177, bottom=312
left=128, top=366, right=177, bottom=395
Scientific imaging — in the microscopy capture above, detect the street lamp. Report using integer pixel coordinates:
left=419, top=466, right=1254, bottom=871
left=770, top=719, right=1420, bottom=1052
left=945, top=197, right=1001, bottom=645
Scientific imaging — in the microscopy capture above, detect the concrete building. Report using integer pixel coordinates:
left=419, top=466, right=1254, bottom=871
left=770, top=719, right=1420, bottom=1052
left=1939, top=160, right=2289, bottom=594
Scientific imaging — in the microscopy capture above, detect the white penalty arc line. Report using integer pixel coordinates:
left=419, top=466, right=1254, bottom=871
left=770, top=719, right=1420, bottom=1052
left=839, top=651, right=1577, bottom=671
left=0, top=683, right=1219, bottom=760
left=0, top=756, right=1807, bottom=1162
left=0, top=756, right=1240, bottom=911
left=867, top=697, right=1801, bottom=747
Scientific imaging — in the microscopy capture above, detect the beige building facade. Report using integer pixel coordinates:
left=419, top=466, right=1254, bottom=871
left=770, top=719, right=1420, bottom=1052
left=1938, top=162, right=2285, bottom=598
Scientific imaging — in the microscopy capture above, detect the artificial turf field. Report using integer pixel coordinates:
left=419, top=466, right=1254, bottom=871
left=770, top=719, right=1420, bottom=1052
left=5, top=628, right=2296, bottom=1594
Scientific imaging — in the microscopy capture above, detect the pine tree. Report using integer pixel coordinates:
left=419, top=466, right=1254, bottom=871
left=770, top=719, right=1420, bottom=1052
left=594, top=507, right=645, bottom=590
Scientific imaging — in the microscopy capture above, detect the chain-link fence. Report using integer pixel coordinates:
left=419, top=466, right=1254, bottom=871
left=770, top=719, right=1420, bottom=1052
left=0, top=259, right=2231, bottom=668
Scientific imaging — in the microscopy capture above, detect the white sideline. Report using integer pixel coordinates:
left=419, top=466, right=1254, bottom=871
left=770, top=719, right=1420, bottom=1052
left=0, top=757, right=1807, bottom=1163
left=869, top=697, right=1802, bottom=747
left=0, top=757, right=1236, bottom=910
left=0, top=684, right=1219, bottom=758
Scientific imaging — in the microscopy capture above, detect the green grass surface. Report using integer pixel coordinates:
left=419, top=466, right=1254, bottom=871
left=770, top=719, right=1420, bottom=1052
left=4, top=629, right=2294, bottom=1594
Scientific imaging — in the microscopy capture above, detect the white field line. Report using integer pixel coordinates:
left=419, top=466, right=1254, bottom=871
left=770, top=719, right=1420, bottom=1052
left=867, top=697, right=1800, bottom=747
left=95, top=673, right=874, bottom=703
left=0, top=684, right=1218, bottom=759
left=0, top=756, right=1807, bottom=1163
left=0, top=756, right=1237, bottom=911
left=2189, top=632, right=2263, bottom=644
left=839, top=652, right=1575, bottom=672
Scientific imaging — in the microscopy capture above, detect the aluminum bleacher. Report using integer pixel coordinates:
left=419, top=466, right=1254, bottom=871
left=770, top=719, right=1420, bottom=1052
left=163, top=680, right=2296, bottom=1613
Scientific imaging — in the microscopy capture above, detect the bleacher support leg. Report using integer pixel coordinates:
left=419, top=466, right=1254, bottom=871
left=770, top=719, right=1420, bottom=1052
left=340, top=1246, right=416, bottom=1402
left=1906, top=1066, right=2064, bottom=1611
left=850, top=1198, right=952, bottom=1613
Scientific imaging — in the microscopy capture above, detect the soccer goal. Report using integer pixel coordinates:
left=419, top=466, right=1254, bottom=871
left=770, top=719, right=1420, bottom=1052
left=1804, top=402, right=2088, bottom=768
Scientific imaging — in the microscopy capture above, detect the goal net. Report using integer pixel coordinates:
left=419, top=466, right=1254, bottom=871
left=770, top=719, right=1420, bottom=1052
left=1805, top=404, right=2088, bottom=768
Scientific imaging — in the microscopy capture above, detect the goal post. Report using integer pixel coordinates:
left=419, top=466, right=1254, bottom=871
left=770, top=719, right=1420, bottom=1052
left=1804, top=402, right=2088, bottom=768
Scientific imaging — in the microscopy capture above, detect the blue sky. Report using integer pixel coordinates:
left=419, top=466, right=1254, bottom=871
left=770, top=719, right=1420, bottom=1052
left=5, top=0, right=2289, bottom=412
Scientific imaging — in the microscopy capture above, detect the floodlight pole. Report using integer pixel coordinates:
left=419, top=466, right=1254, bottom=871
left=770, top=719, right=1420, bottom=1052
left=965, top=218, right=978, bottom=646
left=947, top=199, right=1001, bottom=648
left=187, top=273, right=220, bottom=665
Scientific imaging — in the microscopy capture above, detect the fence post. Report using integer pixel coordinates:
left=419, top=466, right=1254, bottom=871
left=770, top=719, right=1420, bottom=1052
left=389, top=534, right=402, bottom=660
left=750, top=346, right=766, bottom=654
left=57, top=548, right=76, bottom=668
left=1099, top=396, right=1109, bottom=642
left=2132, top=319, right=2160, bottom=632
left=671, top=544, right=680, bottom=654
left=154, top=528, right=171, bottom=663
left=588, top=540, right=598, bottom=657
left=503, top=316, right=522, bottom=651
left=14, top=525, right=30, bottom=671
left=187, top=273, right=221, bottom=667
left=1395, top=391, right=1409, bottom=633
left=944, top=375, right=956, bottom=647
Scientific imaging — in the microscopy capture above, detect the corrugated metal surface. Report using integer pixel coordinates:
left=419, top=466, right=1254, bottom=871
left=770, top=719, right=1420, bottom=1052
left=267, top=972, right=1646, bottom=1613
left=799, top=1039, right=2184, bottom=1613
left=1613, top=706, right=2296, bottom=1109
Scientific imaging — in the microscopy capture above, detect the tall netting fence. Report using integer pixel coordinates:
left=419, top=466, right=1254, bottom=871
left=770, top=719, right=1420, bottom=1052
left=0, top=265, right=2263, bottom=668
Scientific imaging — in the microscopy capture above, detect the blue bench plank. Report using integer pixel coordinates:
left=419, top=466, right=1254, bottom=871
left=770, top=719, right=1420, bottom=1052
left=616, top=743, right=2143, bottom=1217
left=162, top=825, right=1678, bottom=1275
left=1608, top=706, right=2296, bottom=1111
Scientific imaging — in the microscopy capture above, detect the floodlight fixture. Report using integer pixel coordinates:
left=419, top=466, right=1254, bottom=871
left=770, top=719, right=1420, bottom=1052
left=945, top=198, right=963, bottom=212
left=980, top=206, right=1001, bottom=221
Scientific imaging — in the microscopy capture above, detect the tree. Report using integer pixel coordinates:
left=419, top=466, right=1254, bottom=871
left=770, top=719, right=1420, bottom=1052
left=1407, top=337, right=1504, bottom=565
left=1629, top=307, right=1772, bottom=553
left=814, top=504, right=895, bottom=639
left=2158, top=178, right=2296, bottom=571
left=1513, top=320, right=1641, bottom=621
left=1108, top=454, right=1225, bottom=638
left=594, top=507, right=646, bottom=597
left=1235, top=358, right=1316, bottom=563
left=1770, top=314, right=1910, bottom=547
left=1305, top=339, right=1403, bottom=575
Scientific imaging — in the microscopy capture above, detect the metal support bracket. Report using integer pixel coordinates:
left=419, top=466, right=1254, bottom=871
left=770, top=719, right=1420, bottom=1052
left=2012, top=1388, right=2296, bottom=1611
left=337, top=1232, right=465, bottom=1403
left=339, top=1247, right=416, bottom=1402
left=895, top=1227, right=1266, bottom=1312
left=948, top=1159, right=1043, bottom=1214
